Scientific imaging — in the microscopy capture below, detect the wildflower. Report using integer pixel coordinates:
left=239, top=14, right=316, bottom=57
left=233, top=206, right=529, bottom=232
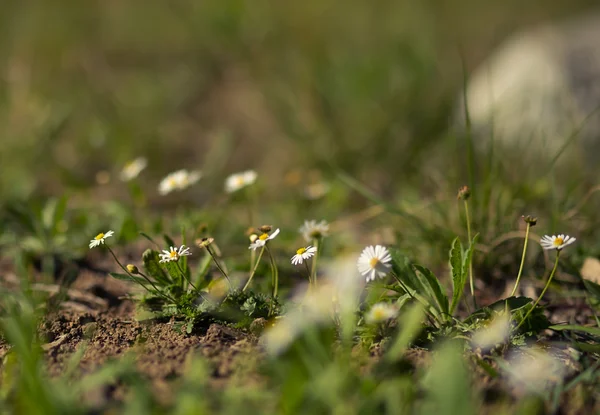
left=159, top=245, right=192, bottom=263
left=365, top=302, right=398, bottom=324
left=299, top=220, right=330, bottom=242
left=89, top=230, right=114, bottom=249
left=357, top=245, right=392, bottom=282
left=249, top=228, right=280, bottom=250
left=291, top=246, right=317, bottom=265
left=119, top=157, right=147, bottom=181
left=471, top=313, right=510, bottom=350
left=225, top=170, right=257, bottom=193
left=249, top=234, right=258, bottom=243
left=158, top=169, right=202, bottom=195
left=505, top=348, right=566, bottom=394
left=540, top=234, right=576, bottom=251
left=196, top=237, right=214, bottom=248
left=522, top=215, right=537, bottom=226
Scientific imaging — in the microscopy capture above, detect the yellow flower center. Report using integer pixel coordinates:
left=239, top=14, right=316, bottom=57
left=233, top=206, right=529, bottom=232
left=554, top=237, right=564, bottom=246
left=95, top=233, right=105, bottom=240
left=369, top=257, right=380, bottom=268
left=168, top=178, right=177, bottom=187
left=169, top=250, right=178, bottom=258
left=259, top=233, right=269, bottom=241
left=373, top=309, right=385, bottom=320
left=296, top=247, right=306, bottom=255
left=236, top=176, right=245, bottom=186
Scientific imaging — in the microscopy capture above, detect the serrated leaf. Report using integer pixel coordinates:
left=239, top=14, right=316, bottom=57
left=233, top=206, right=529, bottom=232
left=449, top=237, right=464, bottom=314
left=462, top=234, right=479, bottom=281
left=389, top=248, right=422, bottom=292
left=142, top=249, right=170, bottom=285
left=413, top=264, right=449, bottom=315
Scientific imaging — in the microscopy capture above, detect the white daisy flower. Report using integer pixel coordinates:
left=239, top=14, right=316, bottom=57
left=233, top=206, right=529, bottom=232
left=225, top=170, right=257, bottom=194
left=291, top=246, right=317, bottom=265
left=540, top=234, right=576, bottom=251
left=249, top=228, right=280, bottom=250
left=119, top=157, right=148, bottom=182
left=158, top=169, right=202, bottom=195
left=357, top=245, right=392, bottom=282
left=365, top=302, right=398, bottom=324
left=159, top=245, right=192, bottom=263
left=89, top=230, right=114, bottom=249
left=299, top=220, right=330, bottom=242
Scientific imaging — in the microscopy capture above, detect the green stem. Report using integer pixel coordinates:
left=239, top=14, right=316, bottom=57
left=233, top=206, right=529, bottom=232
left=106, top=246, right=151, bottom=292
left=243, top=246, right=265, bottom=291
left=310, top=238, right=320, bottom=287
left=510, top=223, right=531, bottom=297
left=464, top=199, right=477, bottom=309
left=516, top=251, right=561, bottom=330
left=304, top=261, right=312, bottom=286
left=266, top=246, right=279, bottom=298
left=206, top=246, right=232, bottom=288
left=175, top=260, right=198, bottom=291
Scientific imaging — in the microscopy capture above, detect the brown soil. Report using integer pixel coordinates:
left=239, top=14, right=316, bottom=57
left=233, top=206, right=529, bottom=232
left=0, top=261, right=262, bottom=407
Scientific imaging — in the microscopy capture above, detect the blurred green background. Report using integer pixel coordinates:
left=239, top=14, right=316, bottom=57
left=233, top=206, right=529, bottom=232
left=2, top=0, right=597, bottom=201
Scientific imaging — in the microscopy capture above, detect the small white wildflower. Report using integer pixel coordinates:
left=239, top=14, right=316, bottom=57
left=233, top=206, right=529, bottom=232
left=225, top=170, right=257, bottom=194
left=159, top=245, right=192, bottom=263
left=158, top=169, right=202, bottom=195
left=89, top=230, right=114, bottom=249
left=119, top=157, right=147, bottom=182
left=505, top=348, right=566, bottom=394
left=249, top=228, right=280, bottom=250
left=299, top=220, right=330, bottom=242
left=357, top=245, right=392, bottom=282
left=540, top=234, right=576, bottom=251
left=291, top=246, right=317, bottom=265
left=365, top=302, right=398, bottom=324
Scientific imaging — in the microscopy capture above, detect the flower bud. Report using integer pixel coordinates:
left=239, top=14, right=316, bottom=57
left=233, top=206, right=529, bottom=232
left=126, top=264, right=139, bottom=274
left=258, top=225, right=272, bottom=233
left=522, top=215, right=537, bottom=226
left=196, top=237, right=214, bottom=248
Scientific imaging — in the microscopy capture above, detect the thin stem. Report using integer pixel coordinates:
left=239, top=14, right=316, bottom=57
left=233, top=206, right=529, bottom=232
left=266, top=246, right=279, bottom=298
left=304, top=261, right=312, bottom=286
left=510, top=223, right=531, bottom=297
left=310, top=238, right=320, bottom=287
left=243, top=246, right=265, bottom=291
left=174, top=260, right=198, bottom=291
left=137, top=270, right=177, bottom=303
left=206, top=246, right=232, bottom=288
left=516, top=251, right=561, bottom=330
left=106, top=246, right=151, bottom=292
left=464, top=199, right=477, bottom=309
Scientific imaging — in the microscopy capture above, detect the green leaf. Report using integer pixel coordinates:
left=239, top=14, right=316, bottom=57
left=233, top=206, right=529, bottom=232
left=549, top=324, right=600, bottom=337
left=449, top=237, right=464, bottom=314
left=163, top=234, right=176, bottom=249
left=42, top=196, right=67, bottom=234
left=413, top=264, right=449, bottom=315
left=142, top=249, right=170, bottom=285
left=462, top=234, right=479, bottom=282
left=389, top=249, right=422, bottom=292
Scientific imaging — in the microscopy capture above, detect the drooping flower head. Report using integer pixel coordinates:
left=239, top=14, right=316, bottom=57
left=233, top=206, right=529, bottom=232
left=159, top=245, right=192, bottom=263
left=225, top=170, right=257, bottom=194
left=158, top=169, right=202, bottom=195
left=119, top=157, right=148, bottom=182
left=89, top=230, right=114, bottom=249
left=299, top=220, right=330, bottom=242
left=291, top=246, right=317, bottom=265
left=249, top=228, right=280, bottom=250
left=540, top=234, right=576, bottom=251
left=365, top=302, right=398, bottom=324
left=357, top=245, right=392, bottom=282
